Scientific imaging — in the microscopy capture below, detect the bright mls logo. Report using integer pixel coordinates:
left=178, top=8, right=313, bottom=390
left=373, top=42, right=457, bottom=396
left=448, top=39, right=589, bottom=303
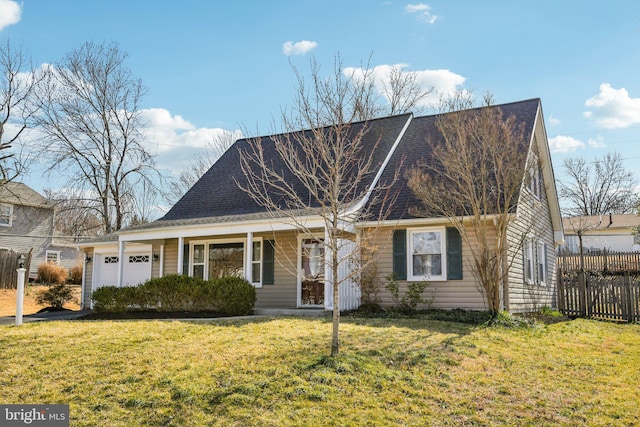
left=1, top=405, right=69, bottom=426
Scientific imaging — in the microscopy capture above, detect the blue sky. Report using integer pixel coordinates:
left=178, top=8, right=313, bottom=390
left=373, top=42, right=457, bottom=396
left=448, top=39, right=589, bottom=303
left=2, top=0, right=640, bottom=198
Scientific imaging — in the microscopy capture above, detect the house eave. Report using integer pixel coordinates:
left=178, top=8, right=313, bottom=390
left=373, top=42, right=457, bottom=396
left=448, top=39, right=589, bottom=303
left=115, top=215, right=327, bottom=243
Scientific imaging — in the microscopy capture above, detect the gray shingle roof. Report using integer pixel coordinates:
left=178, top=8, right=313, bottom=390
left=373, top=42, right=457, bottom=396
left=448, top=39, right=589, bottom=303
left=0, top=181, right=50, bottom=209
left=120, top=99, right=541, bottom=235
left=161, top=113, right=413, bottom=222
left=381, top=98, right=541, bottom=220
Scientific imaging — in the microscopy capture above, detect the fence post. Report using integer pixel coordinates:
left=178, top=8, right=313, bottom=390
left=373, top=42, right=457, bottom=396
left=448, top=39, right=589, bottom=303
left=556, top=268, right=565, bottom=313
left=623, top=271, right=633, bottom=323
left=578, top=270, right=587, bottom=318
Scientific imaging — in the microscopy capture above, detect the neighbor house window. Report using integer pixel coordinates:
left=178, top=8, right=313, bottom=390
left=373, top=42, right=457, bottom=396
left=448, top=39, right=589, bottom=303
left=408, top=227, right=446, bottom=281
left=523, top=239, right=534, bottom=284
left=46, top=251, right=60, bottom=264
left=0, top=203, right=13, bottom=226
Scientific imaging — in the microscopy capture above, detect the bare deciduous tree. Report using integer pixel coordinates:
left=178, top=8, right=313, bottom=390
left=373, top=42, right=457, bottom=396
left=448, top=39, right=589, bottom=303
left=164, top=131, right=238, bottom=205
left=239, top=56, right=402, bottom=356
left=381, top=64, right=433, bottom=116
left=407, top=93, right=529, bottom=316
left=0, top=39, right=41, bottom=183
left=558, top=152, right=639, bottom=216
left=44, top=188, right=102, bottom=241
left=33, top=41, right=159, bottom=234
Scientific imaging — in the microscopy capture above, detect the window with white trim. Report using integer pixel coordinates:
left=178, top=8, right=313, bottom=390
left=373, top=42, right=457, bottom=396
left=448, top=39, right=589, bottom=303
left=46, top=250, right=60, bottom=264
left=408, top=227, right=446, bottom=281
left=251, top=241, right=262, bottom=284
left=189, top=239, right=263, bottom=285
left=523, top=239, right=534, bottom=284
left=528, top=154, right=541, bottom=199
left=0, top=203, right=13, bottom=226
left=537, top=241, right=547, bottom=285
left=192, top=244, right=205, bottom=279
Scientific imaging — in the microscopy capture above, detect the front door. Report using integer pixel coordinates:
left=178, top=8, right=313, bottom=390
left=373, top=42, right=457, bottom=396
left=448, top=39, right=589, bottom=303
left=299, top=238, right=325, bottom=306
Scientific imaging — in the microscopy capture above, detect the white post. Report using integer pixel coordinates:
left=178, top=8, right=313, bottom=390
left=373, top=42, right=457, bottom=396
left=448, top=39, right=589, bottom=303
left=117, top=241, right=125, bottom=287
left=177, top=237, right=184, bottom=275
left=159, top=244, right=165, bottom=277
left=15, top=266, right=26, bottom=326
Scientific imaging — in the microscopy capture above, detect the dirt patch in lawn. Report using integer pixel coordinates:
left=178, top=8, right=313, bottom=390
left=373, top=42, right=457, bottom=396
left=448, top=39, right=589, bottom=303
left=0, top=284, right=81, bottom=317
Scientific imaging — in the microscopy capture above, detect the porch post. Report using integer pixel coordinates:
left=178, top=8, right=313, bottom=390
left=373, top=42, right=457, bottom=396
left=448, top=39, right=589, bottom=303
left=245, top=232, right=253, bottom=282
left=159, top=244, right=165, bottom=277
left=177, top=236, right=184, bottom=275
left=117, top=241, right=125, bottom=287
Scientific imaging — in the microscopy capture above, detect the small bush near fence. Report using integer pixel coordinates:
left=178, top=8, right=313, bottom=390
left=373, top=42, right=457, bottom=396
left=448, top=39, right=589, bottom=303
left=68, top=265, right=83, bottom=284
left=37, top=263, right=68, bottom=284
left=92, top=274, right=256, bottom=316
left=36, top=282, right=78, bottom=310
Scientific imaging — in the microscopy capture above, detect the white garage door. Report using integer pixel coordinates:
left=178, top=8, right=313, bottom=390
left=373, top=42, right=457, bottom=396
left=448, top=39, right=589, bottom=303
left=93, top=251, right=152, bottom=290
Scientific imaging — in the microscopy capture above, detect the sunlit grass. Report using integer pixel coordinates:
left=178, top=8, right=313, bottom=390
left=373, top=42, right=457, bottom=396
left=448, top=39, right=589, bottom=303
left=1, top=318, right=639, bottom=426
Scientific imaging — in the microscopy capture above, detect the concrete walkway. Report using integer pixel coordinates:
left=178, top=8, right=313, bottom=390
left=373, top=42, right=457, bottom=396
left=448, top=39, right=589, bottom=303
left=0, top=310, right=92, bottom=325
left=0, top=308, right=328, bottom=326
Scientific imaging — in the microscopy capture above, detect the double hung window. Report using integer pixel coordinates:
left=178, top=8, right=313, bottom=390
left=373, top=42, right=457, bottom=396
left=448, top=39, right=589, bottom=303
left=408, top=227, right=446, bottom=281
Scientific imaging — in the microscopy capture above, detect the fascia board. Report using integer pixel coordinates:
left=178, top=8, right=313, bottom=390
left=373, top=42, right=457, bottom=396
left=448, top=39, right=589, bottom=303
left=118, top=216, right=326, bottom=242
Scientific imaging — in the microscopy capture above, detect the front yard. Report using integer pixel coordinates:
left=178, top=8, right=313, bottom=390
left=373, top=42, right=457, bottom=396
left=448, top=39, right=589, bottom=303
left=1, top=317, right=639, bottom=426
left=0, top=284, right=81, bottom=317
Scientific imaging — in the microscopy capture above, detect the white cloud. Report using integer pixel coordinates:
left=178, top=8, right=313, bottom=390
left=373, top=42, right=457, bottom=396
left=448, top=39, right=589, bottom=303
left=548, top=115, right=560, bottom=126
left=587, top=135, right=606, bottom=149
left=548, top=135, right=585, bottom=153
left=282, top=40, right=318, bottom=56
left=584, top=83, right=640, bottom=129
left=405, top=3, right=438, bottom=24
left=344, top=63, right=466, bottom=109
left=0, top=0, right=21, bottom=30
left=140, top=108, right=242, bottom=173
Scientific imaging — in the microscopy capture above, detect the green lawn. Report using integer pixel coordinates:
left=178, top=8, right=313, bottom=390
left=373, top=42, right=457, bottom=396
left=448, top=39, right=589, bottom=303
left=1, top=317, right=639, bottom=426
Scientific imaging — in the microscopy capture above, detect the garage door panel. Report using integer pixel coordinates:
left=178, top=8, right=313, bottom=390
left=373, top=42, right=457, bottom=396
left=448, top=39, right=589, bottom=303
left=93, top=251, right=151, bottom=290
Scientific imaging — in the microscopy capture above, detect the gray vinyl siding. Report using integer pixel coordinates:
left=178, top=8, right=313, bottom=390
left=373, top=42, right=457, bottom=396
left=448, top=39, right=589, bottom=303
left=0, top=204, right=54, bottom=277
left=506, top=147, right=556, bottom=313
left=163, top=238, right=179, bottom=275
left=255, top=231, right=298, bottom=308
left=371, top=226, right=488, bottom=311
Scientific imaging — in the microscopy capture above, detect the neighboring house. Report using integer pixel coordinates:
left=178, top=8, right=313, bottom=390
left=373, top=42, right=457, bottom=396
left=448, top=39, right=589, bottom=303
left=0, top=182, right=81, bottom=278
left=80, top=98, right=563, bottom=313
left=561, top=214, right=640, bottom=253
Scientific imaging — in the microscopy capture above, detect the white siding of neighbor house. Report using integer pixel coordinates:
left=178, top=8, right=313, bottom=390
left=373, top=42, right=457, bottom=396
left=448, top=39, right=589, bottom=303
left=367, top=225, right=489, bottom=311
left=506, top=142, right=556, bottom=313
left=0, top=204, right=54, bottom=277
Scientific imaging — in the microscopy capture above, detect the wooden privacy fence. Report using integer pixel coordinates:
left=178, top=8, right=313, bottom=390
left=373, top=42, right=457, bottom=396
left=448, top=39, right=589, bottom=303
left=557, top=250, right=640, bottom=273
left=0, top=249, right=33, bottom=290
left=557, top=269, right=640, bottom=323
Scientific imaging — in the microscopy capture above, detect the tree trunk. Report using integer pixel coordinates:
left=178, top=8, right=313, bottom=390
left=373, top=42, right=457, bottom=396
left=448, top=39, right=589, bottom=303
left=330, top=230, right=340, bottom=356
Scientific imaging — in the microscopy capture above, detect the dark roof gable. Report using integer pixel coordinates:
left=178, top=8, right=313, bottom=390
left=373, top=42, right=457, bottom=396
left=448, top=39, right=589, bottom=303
left=382, top=98, right=541, bottom=220
left=161, top=113, right=413, bottom=222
